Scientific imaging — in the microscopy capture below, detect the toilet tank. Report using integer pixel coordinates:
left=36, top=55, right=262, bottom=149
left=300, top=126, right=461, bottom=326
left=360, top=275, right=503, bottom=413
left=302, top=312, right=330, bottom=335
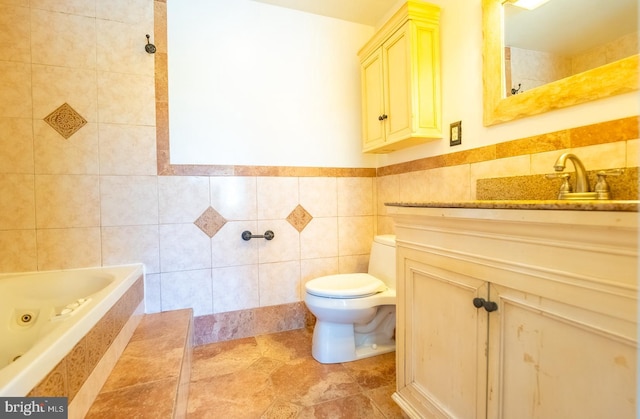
left=367, top=235, right=396, bottom=290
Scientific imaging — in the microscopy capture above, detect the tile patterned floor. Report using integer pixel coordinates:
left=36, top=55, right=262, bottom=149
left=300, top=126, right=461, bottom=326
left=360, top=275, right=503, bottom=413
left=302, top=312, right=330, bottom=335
left=187, top=328, right=406, bottom=418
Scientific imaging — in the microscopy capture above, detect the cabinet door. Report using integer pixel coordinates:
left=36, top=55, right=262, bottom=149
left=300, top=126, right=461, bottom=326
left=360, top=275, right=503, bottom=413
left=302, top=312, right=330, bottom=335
left=360, top=49, right=385, bottom=151
left=487, top=284, right=637, bottom=419
left=395, top=249, right=488, bottom=419
left=383, top=23, right=411, bottom=144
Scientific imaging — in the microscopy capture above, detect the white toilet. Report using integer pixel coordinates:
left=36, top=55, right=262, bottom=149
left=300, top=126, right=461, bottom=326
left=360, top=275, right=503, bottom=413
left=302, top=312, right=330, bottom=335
left=304, top=235, right=396, bottom=364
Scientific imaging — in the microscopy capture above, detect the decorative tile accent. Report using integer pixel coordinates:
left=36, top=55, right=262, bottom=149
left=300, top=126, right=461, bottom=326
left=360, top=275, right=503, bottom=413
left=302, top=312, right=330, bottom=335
left=194, top=206, right=227, bottom=238
left=44, top=103, right=87, bottom=139
left=287, top=205, right=313, bottom=232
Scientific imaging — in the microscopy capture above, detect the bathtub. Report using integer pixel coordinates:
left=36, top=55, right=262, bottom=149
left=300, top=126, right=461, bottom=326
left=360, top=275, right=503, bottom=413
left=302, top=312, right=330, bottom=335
left=0, top=264, right=144, bottom=397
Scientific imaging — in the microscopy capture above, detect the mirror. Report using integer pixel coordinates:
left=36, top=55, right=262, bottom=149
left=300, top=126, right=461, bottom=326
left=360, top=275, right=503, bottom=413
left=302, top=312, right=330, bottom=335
left=482, top=0, right=639, bottom=126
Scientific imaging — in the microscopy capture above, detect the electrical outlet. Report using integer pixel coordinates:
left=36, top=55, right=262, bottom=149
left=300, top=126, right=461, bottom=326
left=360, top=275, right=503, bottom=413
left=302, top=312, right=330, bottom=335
left=450, top=121, right=462, bottom=146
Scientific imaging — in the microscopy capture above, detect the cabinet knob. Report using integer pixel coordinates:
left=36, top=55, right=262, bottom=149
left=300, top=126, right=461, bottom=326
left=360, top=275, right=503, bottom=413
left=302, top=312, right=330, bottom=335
left=472, top=297, right=498, bottom=313
left=377, top=114, right=388, bottom=121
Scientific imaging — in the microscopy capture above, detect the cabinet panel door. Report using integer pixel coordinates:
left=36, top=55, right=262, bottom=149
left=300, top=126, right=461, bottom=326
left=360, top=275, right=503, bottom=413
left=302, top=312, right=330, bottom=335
left=487, top=285, right=637, bottom=419
left=397, top=251, right=488, bottom=419
left=361, top=49, right=385, bottom=150
left=384, top=24, right=411, bottom=143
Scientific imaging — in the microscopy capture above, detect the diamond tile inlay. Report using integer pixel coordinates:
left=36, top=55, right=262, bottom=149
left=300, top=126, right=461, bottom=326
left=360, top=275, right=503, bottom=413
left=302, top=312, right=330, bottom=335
left=287, top=205, right=313, bottom=232
left=44, top=103, right=87, bottom=139
left=195, top=207, right=227, bottom=238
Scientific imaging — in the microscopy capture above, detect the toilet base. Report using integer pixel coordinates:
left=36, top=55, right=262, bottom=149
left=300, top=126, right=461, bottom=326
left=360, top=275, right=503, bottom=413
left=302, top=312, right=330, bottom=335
left=311, top=306, right=396, bottom=364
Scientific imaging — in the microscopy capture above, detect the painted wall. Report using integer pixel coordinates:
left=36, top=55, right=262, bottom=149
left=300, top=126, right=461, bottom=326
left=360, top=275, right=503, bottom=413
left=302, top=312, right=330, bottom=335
left=167, top=0, right=377, bottom=168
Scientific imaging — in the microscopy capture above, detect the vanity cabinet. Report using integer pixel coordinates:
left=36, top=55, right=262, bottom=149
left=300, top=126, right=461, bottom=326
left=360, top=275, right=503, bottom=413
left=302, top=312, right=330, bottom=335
left=388, top=206, right=638, bottom=419
left=358, top=2, right=441, bottom=154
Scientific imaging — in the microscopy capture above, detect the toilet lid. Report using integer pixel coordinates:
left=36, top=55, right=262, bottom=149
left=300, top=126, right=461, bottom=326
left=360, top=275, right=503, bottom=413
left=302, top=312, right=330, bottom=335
left=305, top=273, right=387, bottom=298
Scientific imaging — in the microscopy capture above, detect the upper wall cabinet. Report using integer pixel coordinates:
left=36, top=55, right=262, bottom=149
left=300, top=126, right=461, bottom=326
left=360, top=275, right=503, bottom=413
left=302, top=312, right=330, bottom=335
left=358, top=2, right=441, bottom=154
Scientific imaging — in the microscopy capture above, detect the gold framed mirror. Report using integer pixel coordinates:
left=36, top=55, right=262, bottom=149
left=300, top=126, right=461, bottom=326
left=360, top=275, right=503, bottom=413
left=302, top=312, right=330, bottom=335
left=482, top=0, right=639, bottom=126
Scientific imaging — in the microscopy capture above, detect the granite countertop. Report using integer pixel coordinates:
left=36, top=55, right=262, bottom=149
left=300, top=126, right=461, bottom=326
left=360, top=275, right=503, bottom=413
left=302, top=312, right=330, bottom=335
left=386, top=200, right=640, bottom=212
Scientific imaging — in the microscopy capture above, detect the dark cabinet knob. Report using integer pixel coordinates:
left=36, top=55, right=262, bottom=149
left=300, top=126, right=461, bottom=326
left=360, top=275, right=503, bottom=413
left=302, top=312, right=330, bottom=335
left=377, top=114, right=388, bottom=121
left=472, top=297, right=498, bottom=313
left=473, top=297, right=484, bottom=308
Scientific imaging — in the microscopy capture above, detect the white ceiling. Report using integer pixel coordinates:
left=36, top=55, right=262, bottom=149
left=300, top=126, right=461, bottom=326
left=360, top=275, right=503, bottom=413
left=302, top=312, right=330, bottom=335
left=251, top=0, right=401, bottom=26
left=252, top=0, right=638, bottom=55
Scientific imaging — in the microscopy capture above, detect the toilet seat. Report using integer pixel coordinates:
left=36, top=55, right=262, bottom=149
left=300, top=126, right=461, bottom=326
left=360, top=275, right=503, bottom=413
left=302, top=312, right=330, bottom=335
left=305, top=273, right=387, bottom=299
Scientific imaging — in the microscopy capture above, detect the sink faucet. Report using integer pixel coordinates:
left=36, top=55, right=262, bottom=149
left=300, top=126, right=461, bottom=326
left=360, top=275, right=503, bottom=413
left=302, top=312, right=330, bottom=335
left=553, top=153, right=590, bottom=193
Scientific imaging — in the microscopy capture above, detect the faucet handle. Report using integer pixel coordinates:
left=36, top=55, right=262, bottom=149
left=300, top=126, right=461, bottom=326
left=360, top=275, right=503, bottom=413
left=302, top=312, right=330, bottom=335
left=594, top=169, right=624, bottom=199
left=597, top=168, right=624, bottom=177
left=546, top=172, right=572, bottom=198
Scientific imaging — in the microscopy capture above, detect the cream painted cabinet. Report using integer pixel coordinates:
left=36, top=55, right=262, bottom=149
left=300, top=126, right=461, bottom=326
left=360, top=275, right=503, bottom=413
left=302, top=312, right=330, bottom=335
left=388, top=206, right=637, bottom=419
left=358, top=2, right=441, bottom=154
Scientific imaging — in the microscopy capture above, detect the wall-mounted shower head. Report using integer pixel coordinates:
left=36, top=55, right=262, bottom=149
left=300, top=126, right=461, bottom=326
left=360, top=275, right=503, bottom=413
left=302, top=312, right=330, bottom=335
left=145, top=34, right=156, bottom=54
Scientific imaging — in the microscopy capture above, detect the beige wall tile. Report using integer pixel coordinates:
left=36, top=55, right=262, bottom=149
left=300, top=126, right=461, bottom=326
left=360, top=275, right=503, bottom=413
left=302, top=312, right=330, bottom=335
left=376, top=215, right=395, bottom=236
left=212, top=265, right=259, bottom=313
left=375, top=175, right=399, bottom=215
left=31, top=9, right=96, bottom=69
left=31, top=64, right=97, bottom=121
left=299, top=177, right=337, bottom=217
left=339, top=254, right=369, bottom=274
left=96, top=0, right=153, bottom=25
left=98, top=124, right=157, bottom=175
left=338, top=215, right=374, bottom=256
left=210, top=176, right=257, bottom=221
left=97, top=19, right=154, bottom=75
left=36, top=227, right=101, bottom=270
left=397, top=170, right=431, bottom=203
left=100, top=175, right=158, bottom=226
left=0, top=230, right=37, bottom=271
left=0, top=4, right=30, bottom=62
left=34, top=121, right=99, bottom=174
left=30, top=0, right=96, bottom=17
left=97, top=72, right=156, bottom=125
left=0, top=61, right=31, bottom=118
left=337, top=177, right=374, bottom=216
left=160, top=269, right=213, bottom=316
left=574, top=142, right=627, bottom=171
left=531, top=149, right=570, bottom=175
left=159, top=223, right=211, bottom=272
left=257, top=220, right=300, bottom=264
left=258, top=260, right=300, bottom=306
left=0, top=174, right=35, bottom=229
left=0, top=117, right=34, bottom=173
left=300, top=257, right=339, bottom=284
left=158, top=176, right=210, bottom=223
left=144, top=273, right=161, bottom=313
left=211, top=221, right=258, bottom=268
left=470, top=155, right=530, bottom=198
left=428, top=165, right=472, bottom=201
left=257, top=177, right=298, bottom=220
left=101, top=225, right=160, bottom=273
left=35, top=174, right=99, bottom=228
left=300, top=217, right=338, bottom=260
left=627, top=140, right=639, bottom=168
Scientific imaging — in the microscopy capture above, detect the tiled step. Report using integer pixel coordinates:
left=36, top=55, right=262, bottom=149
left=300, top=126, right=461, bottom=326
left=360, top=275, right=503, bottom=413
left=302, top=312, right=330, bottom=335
left=85, top=309, right=193, bottom=418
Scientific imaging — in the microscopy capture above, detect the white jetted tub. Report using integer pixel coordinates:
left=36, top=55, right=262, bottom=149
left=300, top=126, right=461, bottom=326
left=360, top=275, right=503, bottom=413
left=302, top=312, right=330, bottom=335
left=0, top=264, right=144, bottom=396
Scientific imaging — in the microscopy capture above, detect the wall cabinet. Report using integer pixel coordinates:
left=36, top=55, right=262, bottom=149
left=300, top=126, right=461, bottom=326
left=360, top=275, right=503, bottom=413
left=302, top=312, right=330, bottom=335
left=358, top=2, right=441, bottom=154
left=388, top=206, right=637, bottom=419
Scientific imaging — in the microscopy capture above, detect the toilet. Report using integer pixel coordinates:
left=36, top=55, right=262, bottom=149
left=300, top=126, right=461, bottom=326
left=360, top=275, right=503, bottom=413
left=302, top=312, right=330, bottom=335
left=304, top=235, right=396, bottom=364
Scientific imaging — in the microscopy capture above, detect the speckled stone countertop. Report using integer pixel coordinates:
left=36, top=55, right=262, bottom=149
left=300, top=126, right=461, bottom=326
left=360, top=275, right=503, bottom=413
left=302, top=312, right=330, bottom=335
left=386, top=200, right=640, bottom=212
